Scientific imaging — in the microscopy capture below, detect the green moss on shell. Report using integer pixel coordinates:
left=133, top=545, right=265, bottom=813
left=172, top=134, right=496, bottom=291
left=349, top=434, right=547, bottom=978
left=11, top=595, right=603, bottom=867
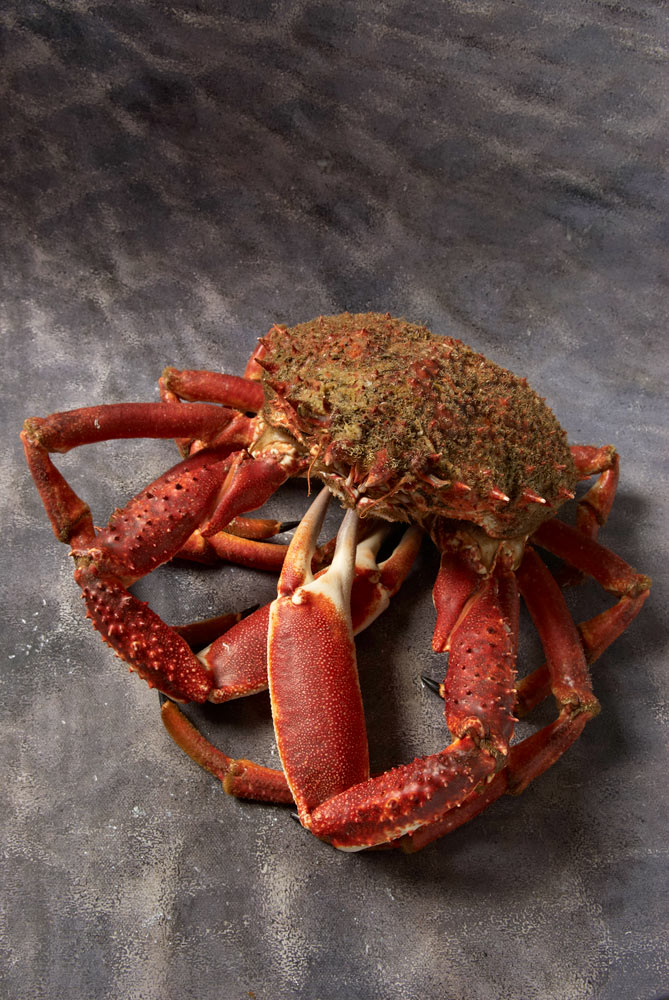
left=260, top=313, right=577, bottom=536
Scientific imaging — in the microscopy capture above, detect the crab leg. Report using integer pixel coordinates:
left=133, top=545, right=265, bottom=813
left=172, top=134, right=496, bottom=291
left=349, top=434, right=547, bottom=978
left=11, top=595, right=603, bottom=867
left=161, top=367, right=265, bottom=413
left=431, top=549, right=483, bottom=654
left=408, top=546, right=601, bottom=851
left=177, top=529, right=291, bottom=572
left=222, top=515, right=298, bottom=539
left=75, top=450, right=299, bottom=701
left=159, top=365, right=309, bottom=532
left=552, top=444, right=622, bottom=587
left=23, top=401, right=243, bottom=453
left=407, top=546, right=599, bottom=844
left=532, top=518, right=650, bottom=597
left=21, top=403, right=236, bottom=545
left=403, top=549, right=597, bottom=852
left=72, top=448, right=246, bottom=702
left=22, top=402, right=256, bottom=542
left=22, top=401, right=304, bottom=701
left=406, top=527, right=649, bottom=851
left=515, top=521, right=650, bottom=714
left=306, top=560, right=516, bottom=849
left=159, top=366, right=264, bottom=455
left=160, top=697, right=292, bottom=802
left=349, top=523, right=423, bottom=631
left=401, top=771, right=509, bottom=852
left=173, top=609, right=247, bottom=650
left=73, top=451, right=290, bottom=701
left=570, top=444, right=619, bottom=540
left=201, top=451, right=293, bottom=537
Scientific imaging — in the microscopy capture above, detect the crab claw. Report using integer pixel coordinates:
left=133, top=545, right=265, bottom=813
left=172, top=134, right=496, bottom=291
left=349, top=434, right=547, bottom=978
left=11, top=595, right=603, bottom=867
left=267, top=489, right=370, bottom=822
left=197, top=520, right=422, bottom=704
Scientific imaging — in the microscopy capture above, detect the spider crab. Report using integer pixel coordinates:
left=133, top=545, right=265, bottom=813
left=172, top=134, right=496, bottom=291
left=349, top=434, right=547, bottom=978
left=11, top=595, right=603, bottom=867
left=22, top=313, right=650, bottom=851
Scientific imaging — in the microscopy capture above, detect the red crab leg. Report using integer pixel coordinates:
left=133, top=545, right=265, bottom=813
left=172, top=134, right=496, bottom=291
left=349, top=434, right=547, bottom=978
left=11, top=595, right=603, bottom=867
left=203, top=603, right=273, bottom=702
left=22, top=400, right=298, bottom=700
left=514, top=520, right=650, bottom=715
left=515, top=588, right=649, bottom=716
left=173, top=609, right=247, bottom=650
left=88, top=449, right=239, bottom=582
left=532, top=518, right=651, bottom=597
left=78, top=445, right=292, bottom=700
left=72, top=448, right=248, bottom=701
left=517, top=548, right=598, bottom=709
left=406, top=525, right=650, bottom=851
left=306, top=563, right=516, bottom=850
left=75, top=444, right=297, bottom=702
left=159, top=367, right=264, bottom=455
left=25, top=396, right=301, bottom=551
left=201, top=450, right=294, bottom=537
left=161, top=367, right=265, bottom=413
left=23, top=402, right=242, bottom=453
left=431, top=549, right=483, bottom=653
left=22, top=402, right=253, bottom=543
left=403, top=692, right=594, bottom=852
left=507, top=548, right=600, bottom=788
left=401, top=771, right=509, bottom=852
left=77, top=565, right=214, bottom=701
left=160, top=698, right=292, bottom=803
left=177, top=528, right=290, bottom=572
left=268, top=489, right=370, bottom=818
left=223, top=515, right=296, bottom=539
left=403, top=545, right=600, bottom=853
left=554, top=444, right=621, bottom=587
left=440, top=560, right=519, bottom=756
left=570, top=444, right=619, bottom=539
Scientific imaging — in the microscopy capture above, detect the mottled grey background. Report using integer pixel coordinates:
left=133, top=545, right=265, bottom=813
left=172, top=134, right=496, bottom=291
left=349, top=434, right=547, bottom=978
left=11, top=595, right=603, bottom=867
left=2, top=2, right=668, bottom=999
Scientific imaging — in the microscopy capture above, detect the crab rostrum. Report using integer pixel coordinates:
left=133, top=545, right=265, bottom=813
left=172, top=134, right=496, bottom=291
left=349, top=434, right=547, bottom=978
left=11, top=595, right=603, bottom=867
left=22, top=313, right=650, bottom=851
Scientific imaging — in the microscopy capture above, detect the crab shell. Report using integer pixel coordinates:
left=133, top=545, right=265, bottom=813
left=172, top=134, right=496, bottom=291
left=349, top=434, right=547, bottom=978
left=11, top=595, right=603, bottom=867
left=255, top=312, right=577, bottom=538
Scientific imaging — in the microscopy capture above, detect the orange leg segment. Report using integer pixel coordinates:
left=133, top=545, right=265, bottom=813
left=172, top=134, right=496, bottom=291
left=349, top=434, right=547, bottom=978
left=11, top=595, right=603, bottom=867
left=570, top=444, right=619, bottom=540
left=161, top=367, right=265, bottom=413
left=160, top=697, right=292, bottom=803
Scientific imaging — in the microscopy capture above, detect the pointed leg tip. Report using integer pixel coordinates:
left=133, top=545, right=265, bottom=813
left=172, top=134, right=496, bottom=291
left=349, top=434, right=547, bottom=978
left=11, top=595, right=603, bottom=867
left=421, top=675, right=443, bottom=697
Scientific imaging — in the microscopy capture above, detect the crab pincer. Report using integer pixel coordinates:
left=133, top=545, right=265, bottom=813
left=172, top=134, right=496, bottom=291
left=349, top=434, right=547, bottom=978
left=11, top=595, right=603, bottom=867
left=194, top=517, right=422, bottom=703
left=268, top=489, right=370, bottom=823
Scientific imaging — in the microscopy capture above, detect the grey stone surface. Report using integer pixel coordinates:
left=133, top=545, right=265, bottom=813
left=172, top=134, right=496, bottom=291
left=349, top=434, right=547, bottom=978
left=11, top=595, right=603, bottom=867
left=2, top=2, right=667, bottom=999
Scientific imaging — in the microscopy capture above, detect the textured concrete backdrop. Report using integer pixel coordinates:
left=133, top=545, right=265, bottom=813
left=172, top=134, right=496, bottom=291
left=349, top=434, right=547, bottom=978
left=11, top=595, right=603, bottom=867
left=2, top=2, right=668, bottom=999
